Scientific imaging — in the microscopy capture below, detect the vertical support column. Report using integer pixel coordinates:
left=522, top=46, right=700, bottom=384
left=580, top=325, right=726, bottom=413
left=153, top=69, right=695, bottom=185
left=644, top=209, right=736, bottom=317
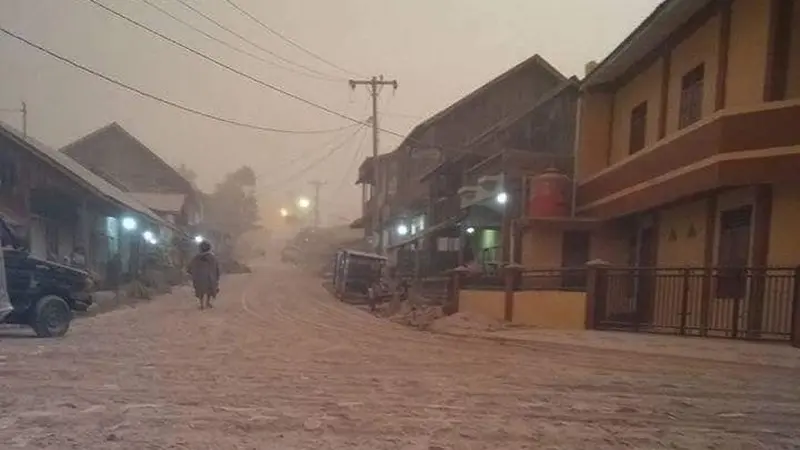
left=447, top=266, right=469, bottom=315
left=503, top=264, right=523, bottom=322
left=748, top=185, right=773, bottom=338
left=584, top=259, right=610, bottom=330
left=78, top=199, right=91, bottom=266
left=0, top=241, right=11, bottom=321
left=715, top=0, right=732, bottom=111
left=679, top=268, right=691, bottom=335
left=658, top=50, right=671, bottom=139
left=500, top=173, right=515, bottom=265
left=700, top=194, right=718, bottom=337
left=791, top=266, right=800, bottom=348
left=764, top=0, right=794, bottom=102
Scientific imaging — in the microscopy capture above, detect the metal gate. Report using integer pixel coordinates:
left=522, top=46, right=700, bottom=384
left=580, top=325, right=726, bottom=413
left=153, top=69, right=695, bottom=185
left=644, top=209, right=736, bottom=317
left=594, top=267, right=799, bottom=342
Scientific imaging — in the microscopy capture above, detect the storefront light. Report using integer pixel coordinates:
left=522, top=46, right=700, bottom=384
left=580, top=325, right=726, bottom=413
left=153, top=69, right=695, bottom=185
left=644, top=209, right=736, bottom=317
left=495, top=192, right=509, bottom=205
left=121, top=217, right=138, bottom=231
left=143, top=230, right=158, bottom=245
left=396, top=224, right=409, bottom=236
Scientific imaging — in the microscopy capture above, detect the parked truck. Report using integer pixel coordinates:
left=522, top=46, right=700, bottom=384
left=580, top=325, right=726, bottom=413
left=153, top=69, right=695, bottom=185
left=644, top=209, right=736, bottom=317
left=1, top=215, right=93, bottom=337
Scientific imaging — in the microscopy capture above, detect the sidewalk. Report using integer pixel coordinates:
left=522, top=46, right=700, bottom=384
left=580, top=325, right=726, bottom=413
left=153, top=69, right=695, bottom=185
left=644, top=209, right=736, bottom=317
left=434, top=326, right=800, bottom=369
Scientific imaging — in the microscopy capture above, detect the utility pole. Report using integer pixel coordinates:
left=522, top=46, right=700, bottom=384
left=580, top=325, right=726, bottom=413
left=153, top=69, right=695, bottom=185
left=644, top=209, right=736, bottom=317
left=308, top=180, right=326, bottom=229
left=21, top=102, right=27, bottom=138
left=349, top=76, right=398, bottom=253
left=0, top=101, right=27, bottom=138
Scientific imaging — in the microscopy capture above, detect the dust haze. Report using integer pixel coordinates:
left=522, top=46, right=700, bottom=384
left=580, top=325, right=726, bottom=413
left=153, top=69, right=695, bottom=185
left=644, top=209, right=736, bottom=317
left=0, top=0, right=660, bottom=226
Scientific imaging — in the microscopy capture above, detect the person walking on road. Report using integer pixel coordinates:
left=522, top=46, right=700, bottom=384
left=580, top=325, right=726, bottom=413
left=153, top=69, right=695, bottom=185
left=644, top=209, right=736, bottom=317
left=187, top=241, right=220, bottom=310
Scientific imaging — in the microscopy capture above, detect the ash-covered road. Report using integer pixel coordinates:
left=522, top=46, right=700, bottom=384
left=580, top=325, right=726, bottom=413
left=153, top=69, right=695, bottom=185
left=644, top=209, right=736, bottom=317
left=1, top=259, right=799, bottom=449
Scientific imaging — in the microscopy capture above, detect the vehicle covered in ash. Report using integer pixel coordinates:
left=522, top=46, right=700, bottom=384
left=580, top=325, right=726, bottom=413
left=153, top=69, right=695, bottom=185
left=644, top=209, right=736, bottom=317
left=332, top=249, right=408, bottom=310
left=0, top=215, right=93, bottom=337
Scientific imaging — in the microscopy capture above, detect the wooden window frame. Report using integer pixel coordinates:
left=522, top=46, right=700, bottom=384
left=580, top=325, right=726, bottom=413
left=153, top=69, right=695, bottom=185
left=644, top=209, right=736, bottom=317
left=679, top=63, right=705, bottom=129
left=629, top=101, right=648, bottom=154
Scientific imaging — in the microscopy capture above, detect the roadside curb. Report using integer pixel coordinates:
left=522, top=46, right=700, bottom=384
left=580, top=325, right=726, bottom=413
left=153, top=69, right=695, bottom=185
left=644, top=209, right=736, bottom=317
left=428, top=329, right=800, bottom=370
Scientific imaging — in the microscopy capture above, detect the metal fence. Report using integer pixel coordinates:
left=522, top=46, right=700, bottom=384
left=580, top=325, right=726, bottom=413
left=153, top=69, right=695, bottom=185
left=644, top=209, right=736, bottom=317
left=457, top=267, right=589, bottom=292
left=462, top=273, right=505, bottom=290
left=417, top=275, right=452, bottom=304
left=518, top=268, right=587, bottom=292
left=596, top=267, right=798, bottom=340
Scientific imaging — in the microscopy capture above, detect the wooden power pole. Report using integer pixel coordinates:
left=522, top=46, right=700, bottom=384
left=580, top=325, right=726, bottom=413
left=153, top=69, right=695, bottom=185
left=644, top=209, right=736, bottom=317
left=308, top=180, right=326, bottom=229
left=348, top=76, right=397, bottom=253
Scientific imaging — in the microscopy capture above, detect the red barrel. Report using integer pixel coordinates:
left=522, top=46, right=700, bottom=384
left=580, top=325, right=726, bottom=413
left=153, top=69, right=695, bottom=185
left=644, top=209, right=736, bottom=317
left=527, top=168, right=572, bottom=218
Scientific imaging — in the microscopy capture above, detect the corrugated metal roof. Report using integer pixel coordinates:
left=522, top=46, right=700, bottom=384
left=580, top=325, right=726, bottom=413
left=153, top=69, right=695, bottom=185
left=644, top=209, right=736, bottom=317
left=0, top=122, right=175, bottom=230
left=131, top=192, right=185, bottom=213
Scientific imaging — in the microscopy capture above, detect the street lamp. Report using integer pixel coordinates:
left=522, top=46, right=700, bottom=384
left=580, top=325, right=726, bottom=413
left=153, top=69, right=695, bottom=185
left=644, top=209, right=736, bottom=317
left=466, top=226, right=476, bottom=234
left=296, top=197, right=311, bottom=209
left=194, top=235, right=204, bottom=244
left=279, top=208, right=289, bottom=217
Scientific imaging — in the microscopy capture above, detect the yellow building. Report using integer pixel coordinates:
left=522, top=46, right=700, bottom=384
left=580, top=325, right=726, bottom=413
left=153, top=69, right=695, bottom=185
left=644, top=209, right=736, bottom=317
left=518, top=0, right=800, bottom=339
left=577, top=0, right=800, bottom=267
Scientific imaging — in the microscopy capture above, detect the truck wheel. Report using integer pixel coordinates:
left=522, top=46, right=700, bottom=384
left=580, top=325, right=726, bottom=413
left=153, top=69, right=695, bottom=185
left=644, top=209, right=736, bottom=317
left=31, top=295, right=71, bottom=338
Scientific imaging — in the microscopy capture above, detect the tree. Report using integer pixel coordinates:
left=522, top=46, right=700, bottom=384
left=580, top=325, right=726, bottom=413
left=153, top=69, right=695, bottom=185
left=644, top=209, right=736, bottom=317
left=204, top=166, right=259, bottom=238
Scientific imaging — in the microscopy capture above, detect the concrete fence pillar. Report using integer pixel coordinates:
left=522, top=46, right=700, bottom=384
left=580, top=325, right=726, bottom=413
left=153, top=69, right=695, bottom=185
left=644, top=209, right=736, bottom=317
left=447, top=266, right=470, bottom=314
left=503, top=264, right=523, bottom=322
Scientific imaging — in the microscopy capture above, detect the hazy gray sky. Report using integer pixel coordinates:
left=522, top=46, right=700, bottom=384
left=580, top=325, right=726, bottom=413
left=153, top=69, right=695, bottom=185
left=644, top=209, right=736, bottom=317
left=0, top=0, right=661, bottom=223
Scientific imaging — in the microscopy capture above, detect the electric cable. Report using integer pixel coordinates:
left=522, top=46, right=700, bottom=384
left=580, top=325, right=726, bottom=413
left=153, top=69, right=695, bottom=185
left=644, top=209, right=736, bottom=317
left=0, top=25, right=359, bottom=135
left=222, top=0, right=362, bottom=77
left=140, top=0, right=341, bottom=82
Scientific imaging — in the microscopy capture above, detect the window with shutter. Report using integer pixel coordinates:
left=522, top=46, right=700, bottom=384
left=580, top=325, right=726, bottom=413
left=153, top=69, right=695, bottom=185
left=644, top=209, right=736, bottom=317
left=679, top=64, right=705, bottom=129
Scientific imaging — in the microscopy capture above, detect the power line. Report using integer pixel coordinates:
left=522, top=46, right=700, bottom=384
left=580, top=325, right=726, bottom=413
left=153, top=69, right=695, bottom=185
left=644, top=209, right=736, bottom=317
left=257, top=97, right=370, bottom=178
left=0, top=25, right=357, bottom=135
left=262, top=124, right=367, bottom=187
left=256, top=122, right=363, bottom=177
left=168, top=0, right=343, bottom=81
left=383, top=111, right=425, bottom=120
left=333, top=125, right=369, bottom=194
left=87, top=0, right=469, bottom=160
left=139, top=0, right=340, bottom=82
left=53, top=0, right=456, bottom=159
left=83, top=0, right=374, bottom=128
left=222, top=0, right=361, bottom=77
